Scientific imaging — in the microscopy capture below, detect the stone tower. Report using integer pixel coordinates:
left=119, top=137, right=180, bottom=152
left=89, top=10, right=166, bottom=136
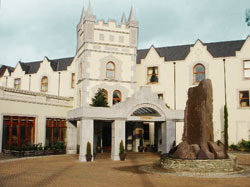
left=74, top=4, right=139, bottom=107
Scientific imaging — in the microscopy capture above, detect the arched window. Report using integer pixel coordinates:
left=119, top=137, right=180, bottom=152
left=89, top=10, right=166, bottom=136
left=106, top=62, right=115, bottom=79
left=103, top=89, right=108, bottom=103
left=41, top=76, right=48, bottom=92
left=193, top=64, right=205, bottom=83
left=113, top=90, right=121, bottom=105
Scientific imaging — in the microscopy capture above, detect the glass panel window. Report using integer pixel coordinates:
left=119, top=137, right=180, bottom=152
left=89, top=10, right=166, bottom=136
left=14, top=78, right=21, bottom=89
left=45, top=119, right=67, bottom=147
left=41, top=76, right=48, bottom=92
left=2, top=116, right=35, bottom=149
left=244, top=61, right=250, bottom=78
left=193, top=64, right=205, bottom=83
left=147, top=67, right=158, bottom=83
left=106, top=62, right=115, bottom=79
left=113, top=90, right=121, bottom=105
left=239, top=91, right=249, bottom=107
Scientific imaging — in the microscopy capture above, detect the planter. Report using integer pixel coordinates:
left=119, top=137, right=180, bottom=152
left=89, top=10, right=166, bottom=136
left=2, top=149, right=12, bottom=156
left=86, top=154, right=92, bottom=162
left=11, top=150, right=24, bottom=157
left=55, top=149, right=66, bottom=154
left=23, top=150, right=35, bottom=157
left=138, top=146, right=144, bottom=152
left=47, top=149, right=55, bottom=155
left=96, top=146, right=102, bottom=153
left=34, top=150, right=44, bottom=156
left=119, top=153, right=126, bottom=161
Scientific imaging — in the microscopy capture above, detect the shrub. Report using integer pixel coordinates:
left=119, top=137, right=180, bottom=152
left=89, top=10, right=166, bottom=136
left=86, top=142, right=92, bottom=156
left=224, top=104, right=229, bottom=150
left=119, top=140, right=125, bottom=155
left=230, top=139, right=250, bottom=152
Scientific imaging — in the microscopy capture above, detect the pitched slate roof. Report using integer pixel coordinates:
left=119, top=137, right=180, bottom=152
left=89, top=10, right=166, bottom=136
left=136, top=39, right=245, bottom=64
left=0, top=65, right=15, bottom=77
left=19, top=57, right=74, bottom=74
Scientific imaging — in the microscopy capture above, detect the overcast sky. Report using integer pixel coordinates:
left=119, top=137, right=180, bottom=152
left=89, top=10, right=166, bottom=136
left=0, top=0, right=249, bottom=67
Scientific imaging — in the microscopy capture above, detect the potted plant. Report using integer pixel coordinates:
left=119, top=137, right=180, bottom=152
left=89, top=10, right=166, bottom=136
left=138, top=136, right=144, bottom=152
left=119, top=140, right=126, bottom=161
left=96, top=136, right=102, bottom=153
left=86, top=141, right=92, bottom=162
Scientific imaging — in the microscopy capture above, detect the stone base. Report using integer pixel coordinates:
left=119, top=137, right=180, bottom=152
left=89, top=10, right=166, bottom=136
left=161, top=154, right=237, bottom=173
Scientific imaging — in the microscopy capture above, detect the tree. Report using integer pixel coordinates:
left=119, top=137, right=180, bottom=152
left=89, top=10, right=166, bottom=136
left=245, top=9, right=250, bottom=26
left=224, top=104, right=229, bottom=150
left=91, top=88, right=108, bottom=107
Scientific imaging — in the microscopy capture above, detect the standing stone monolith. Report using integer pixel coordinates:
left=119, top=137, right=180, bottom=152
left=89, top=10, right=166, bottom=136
left=171, top=79, right=227, bottom=159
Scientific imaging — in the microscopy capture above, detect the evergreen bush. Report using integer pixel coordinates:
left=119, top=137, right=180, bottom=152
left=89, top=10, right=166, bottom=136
left=119, top=140, right=125, bottom=155
left=91, top=88, right=108, bottom=107
left=86, top=141, right=92, bottom=156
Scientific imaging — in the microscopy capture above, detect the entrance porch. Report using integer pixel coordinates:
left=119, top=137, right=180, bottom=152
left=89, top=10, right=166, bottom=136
left=67, top=86, right=184, bottom=162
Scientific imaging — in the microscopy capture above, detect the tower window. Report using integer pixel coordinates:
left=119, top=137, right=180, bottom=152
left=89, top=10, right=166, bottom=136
left=103, top=89, right=108, bottom=103
left=193, top=64, right=205, bottom=83
left=106, top=62, right=115, bottom=79
left=14, top=78, right=21, bottom=90
left=158, top=94, right=163, bottom=100
left=71, top=73, right=75, bottom=88
left=113, top=90, right=121, bottom=105
left=147, top=67, right=158, bottom=83
left=41, top=76, right=48, bottom=92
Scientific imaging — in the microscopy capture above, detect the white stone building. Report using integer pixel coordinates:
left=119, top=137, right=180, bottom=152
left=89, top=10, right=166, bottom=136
left=0, top=4, right=249, bottom=162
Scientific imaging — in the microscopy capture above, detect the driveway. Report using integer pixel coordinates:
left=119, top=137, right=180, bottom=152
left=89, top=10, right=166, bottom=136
left=0, top=152, right=249, bottom=187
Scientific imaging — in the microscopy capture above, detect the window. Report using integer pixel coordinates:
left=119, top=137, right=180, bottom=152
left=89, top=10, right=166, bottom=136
left=45, top=118, right=67, bottom=147
left=2, top=116, right=35, bottom=149
left=119, top=36, right=124, bottom=43
left=41, top=76, right=48, bottom=92
left=80, top=63, right=83, bottom=78
left=110, top=35, right=114, bottom=42
left=243, top=60, right=250, bottom=78
left=99, top=34, right=104, bottom=41
left=158, top=94, right=163, bottom=100
left=113, top=90, right=121, bottom=104
left=147, top=67, right=158, bottom=83
left=14, top=78, right=21, bottom=89
left=239, top=91, right=249, bottom=107
left=103, top=89, right=108, bottom=103
left=193, top=64, right=205, bottom=83
left=71, top=73, right=75, bottom=88
left=106, top=62, right=115, bottom=79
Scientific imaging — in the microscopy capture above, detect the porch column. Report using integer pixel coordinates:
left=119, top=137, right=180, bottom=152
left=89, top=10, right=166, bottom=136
left=66, top=121, right=77, bottom=154
left=0, top=114, right=3, bottom=153
left=79, top=119, right=94, bottom=162
left=111, top=119, right=126, bottom=161
left=161, top=120, right=176, bottom=154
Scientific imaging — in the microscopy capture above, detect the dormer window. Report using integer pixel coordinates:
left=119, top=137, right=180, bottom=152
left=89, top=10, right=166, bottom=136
left=14, top=78, right=21, bottom=89
left=243, top=60, right=250, bottom=79
left=147, top=67, right=158, bottom=83
left=41, top=76, right=48, bottom=92
left=193, top=64, right=205, bottom=83
left=106, top=62, right=115, bottom=79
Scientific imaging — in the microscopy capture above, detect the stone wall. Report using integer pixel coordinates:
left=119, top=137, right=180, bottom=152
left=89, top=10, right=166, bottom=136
left=161, top=154, right=237, bottom=173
